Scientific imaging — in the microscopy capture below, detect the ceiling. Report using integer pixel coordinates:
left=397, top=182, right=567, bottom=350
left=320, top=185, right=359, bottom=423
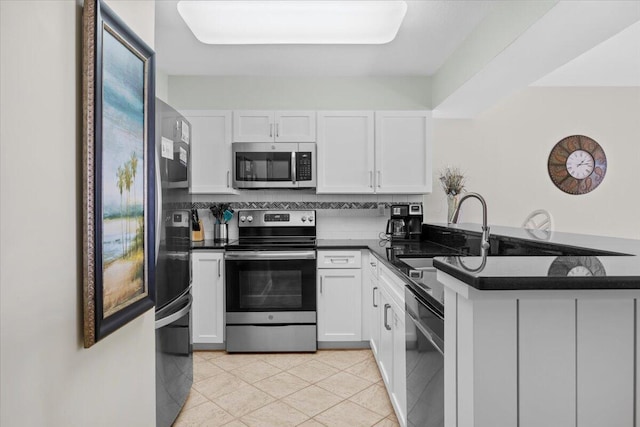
left=532, top=19, right=640, bottom=87
left=155, top=0, right=496, bottom=76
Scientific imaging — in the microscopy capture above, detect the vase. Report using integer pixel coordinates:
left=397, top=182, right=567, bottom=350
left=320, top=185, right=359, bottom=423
left=213, top=223, right=228, bottom=242
left=447, top=194, right=460, bottom=225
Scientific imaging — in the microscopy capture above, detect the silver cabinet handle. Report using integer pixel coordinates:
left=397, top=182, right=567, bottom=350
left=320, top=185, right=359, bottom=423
left=377, top=171, right=381, bottom=188
left=373, top=286, right=378, bottom=308
left=270, top=123, right=273, bottom=137
left=320, top=276, right=323, bottom=294
left=384, top=303, right=391, bottom=330
left=218, top=259, right=221, bottom=277
left=369, top=171, right=373, bottom=188
left=330, top=258, right=349, bottom=264
left=276, top=123, right=279, bottom=138
left=226, top=170, right=230, bottom=188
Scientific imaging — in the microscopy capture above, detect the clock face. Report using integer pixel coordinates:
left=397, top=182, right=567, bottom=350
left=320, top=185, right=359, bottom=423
left=567, top=265, right=593, bottom=277
left=566, top=150, right=594, bottom=179
left=548, top=135, right=607, bottom=195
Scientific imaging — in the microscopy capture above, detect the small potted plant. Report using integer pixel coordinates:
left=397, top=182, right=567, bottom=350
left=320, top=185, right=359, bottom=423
left=439, top=166, right=466, bottom=224
left=209, top=203, right=234, bottom=241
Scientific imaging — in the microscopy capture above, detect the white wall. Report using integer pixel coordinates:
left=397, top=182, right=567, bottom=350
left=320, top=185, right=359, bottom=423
left=168, top=75, right=431, bottom=110
left=0, top=1, right=156, bottom=426
left=425, top=87, right=640, bottom=239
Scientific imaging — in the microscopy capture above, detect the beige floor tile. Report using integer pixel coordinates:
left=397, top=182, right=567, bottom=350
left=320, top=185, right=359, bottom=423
left=230, top=360, right=282, bottom=383
left=193, top=371, right=251, bottom=400
left=212, top=385, right=275, bottom=417
left=197, top=350, right=226, bottom=361
left=316, top=371, right=373, bottom=399
left=222, top=421, right=248, bottom=427
left=315, top=349, right=371, bottom=370
left=212, top=354, right=263, bottom=371
left=253, top=371, right=311, bottom=399
left=314, top=401, right=384, bottom=427
left=173, top=401, right=235, bottom=427
left=241, top=401, right=309, bottom=427
left=345, top=357, right=383, bottom=383
left=182, top=388, right=208, bottom=412
left=373, top=417, right=400, bottom=427
left=261, top=352, right=314, bottom=370
left=281, top=385, right=343, bottom=417
left=386, top=412, right=399, bottom=424
left=349, top=383, right=393, bottom=417
left=287, top=360, right=340, bottom=383
left=297, top=420, right=326, bottom=427
left=194, top=360, right=226, bottom=383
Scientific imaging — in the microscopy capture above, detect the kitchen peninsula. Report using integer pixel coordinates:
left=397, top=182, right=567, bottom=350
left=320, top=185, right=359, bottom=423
left=427, top=223, right=640, bottom=427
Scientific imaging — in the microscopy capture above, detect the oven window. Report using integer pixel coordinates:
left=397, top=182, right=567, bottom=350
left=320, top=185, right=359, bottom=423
left=236, top=152, right=292, bottom=182
left=226, top=258, right=316, bottom=312
left=239, top=270, right=302, bottom=309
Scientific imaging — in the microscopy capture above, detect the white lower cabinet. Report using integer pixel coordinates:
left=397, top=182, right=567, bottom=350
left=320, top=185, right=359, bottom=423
left=191, top=251, right=225, bottom=344
left=317, top=251, right=362, bottom=342
left=368, top=255, right=381, bottom=357
left=372, top=254, right=407, bottom=427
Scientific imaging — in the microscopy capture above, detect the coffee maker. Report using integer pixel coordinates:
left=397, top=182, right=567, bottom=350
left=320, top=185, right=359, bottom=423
left=386, top=204, right=423, bottom=240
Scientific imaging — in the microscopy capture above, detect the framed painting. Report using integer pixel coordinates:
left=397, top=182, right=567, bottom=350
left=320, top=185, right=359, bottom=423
left=82, top=0, right=155, bottom=347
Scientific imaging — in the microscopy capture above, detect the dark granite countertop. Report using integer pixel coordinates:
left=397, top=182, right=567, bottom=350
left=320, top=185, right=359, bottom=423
left=191, top=225, right=640, bottom=291
left=427, top=223, right=640, bottom=290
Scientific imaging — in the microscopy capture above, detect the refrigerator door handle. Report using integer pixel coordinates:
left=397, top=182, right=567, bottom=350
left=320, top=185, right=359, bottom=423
left=155, top=293, right=192, bottom=330
left=155, top=152, right=162, bottom=265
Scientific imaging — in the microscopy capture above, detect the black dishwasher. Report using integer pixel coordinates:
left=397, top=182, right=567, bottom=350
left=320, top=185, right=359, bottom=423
left=405, top=284, right=444, bottom=427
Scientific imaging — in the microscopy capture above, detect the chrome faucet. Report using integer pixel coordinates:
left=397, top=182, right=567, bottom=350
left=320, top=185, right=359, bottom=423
left=450, top=192, right=491, bottom=258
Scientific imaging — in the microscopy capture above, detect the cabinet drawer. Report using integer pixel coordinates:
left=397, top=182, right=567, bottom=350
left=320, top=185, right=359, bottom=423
left=317, top=251, right=362, bottom=269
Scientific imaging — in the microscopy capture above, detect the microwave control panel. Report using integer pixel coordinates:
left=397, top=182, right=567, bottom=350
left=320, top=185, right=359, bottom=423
left=297, top=152, right=313, bottom=181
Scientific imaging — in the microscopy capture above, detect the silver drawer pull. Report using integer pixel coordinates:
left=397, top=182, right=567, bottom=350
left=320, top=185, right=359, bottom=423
left=384, top=304, right=391, bottom=330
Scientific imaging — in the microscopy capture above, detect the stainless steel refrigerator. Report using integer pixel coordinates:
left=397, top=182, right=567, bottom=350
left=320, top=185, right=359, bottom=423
left=154, top=99, right=193, bottom=427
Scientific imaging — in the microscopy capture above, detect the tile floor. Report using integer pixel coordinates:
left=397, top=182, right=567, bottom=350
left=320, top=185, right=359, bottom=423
left=174, top=349, right=400, bottom=427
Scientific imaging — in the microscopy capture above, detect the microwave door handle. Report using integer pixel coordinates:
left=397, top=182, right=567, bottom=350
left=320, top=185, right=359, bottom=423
left=291, top=151, right=296, bottom=185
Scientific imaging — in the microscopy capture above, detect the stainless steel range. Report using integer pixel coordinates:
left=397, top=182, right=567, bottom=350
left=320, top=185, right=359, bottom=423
left=224, top=210, right=317, bottom=352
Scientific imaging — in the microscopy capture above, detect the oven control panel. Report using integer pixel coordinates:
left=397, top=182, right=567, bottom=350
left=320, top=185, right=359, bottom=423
left=238, top=210, right=315, bottom=227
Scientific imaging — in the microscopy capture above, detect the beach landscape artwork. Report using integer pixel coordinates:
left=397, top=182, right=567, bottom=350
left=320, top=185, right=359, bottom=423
left=101, top=28, right=147, bottom=318
left=82, top=0, right=155, bottom=347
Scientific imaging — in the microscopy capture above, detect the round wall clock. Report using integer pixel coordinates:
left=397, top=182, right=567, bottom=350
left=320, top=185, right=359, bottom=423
left=547, top=135, right=607, bottom=195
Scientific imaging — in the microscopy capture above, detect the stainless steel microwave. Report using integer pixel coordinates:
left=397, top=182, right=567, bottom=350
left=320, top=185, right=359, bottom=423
left=232, top=142, right=316, bottom=189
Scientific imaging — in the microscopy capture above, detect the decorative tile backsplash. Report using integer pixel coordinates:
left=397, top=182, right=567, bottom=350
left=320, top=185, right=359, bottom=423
left=191, top=201, right=394, bottom=210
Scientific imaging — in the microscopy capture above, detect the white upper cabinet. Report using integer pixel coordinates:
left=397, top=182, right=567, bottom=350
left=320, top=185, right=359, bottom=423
left=181, top=110, right=236, bottom=194
left=316, top=111, right=375, bottom=194
left=317, top=110, right=432, bottom=194
left=375, top=111, right=432, bottom=194
left=233, top=110, right=316, bottom=142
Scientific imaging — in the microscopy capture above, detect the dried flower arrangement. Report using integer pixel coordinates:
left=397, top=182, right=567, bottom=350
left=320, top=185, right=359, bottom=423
left=439, top=166, right=466, bottom=196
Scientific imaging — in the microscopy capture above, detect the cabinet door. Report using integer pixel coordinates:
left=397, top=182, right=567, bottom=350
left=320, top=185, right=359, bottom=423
left=375, top=111, right=432, bottom=194
left=233, top=110, right=274, bottom=142
left=370, top=275, right=380, bottom=356
left=317, top=269, right=362, bottom=342
left=181, top=110, right=235, bottom=194
left=191, top=252, right=224, bottom=344
left=275, top=111, right=316, bottom=142
left=378, top=288, right=394, bottom=387
left=392, top=305, right=407, bottom=426
left=316, top=111, right=375, bottom=193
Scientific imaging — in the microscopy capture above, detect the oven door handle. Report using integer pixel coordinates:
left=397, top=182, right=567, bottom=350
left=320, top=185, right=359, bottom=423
left=225, top=251, right=316, bottom=261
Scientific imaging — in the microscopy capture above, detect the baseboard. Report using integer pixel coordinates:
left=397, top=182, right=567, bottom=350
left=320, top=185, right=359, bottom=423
left=317, top=341, right=371, bottom=349
left=193, top=343, right=226, bottom=351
